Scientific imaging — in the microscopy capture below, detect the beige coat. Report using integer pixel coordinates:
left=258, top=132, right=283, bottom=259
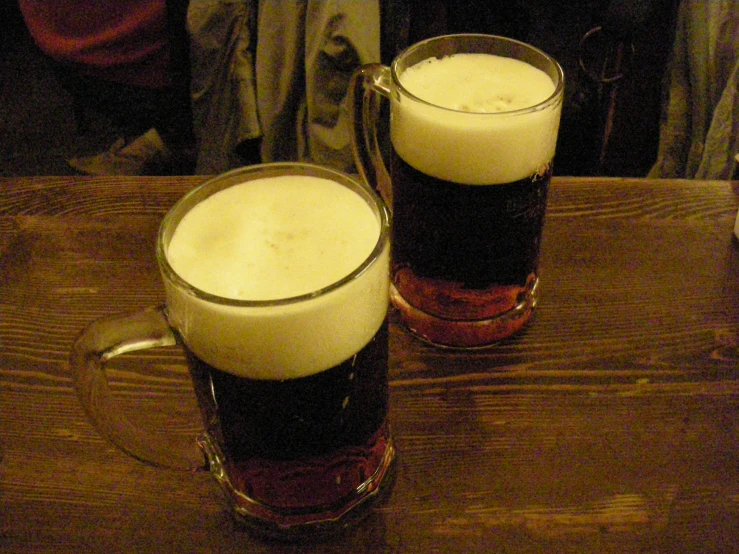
left=649, top=0, right=739, bottom=179
left=188, top=0, right=380, bottom=174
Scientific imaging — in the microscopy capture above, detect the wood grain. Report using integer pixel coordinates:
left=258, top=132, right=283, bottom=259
left=1, top=176, right=738, bottom=553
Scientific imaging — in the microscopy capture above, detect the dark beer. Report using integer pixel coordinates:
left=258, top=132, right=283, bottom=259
left=186, top=321, right=392, bottom=518
left=162, top=171, right=394, bottom=535
left=390, top=151, right=550, bottom=323
left=381, top=47, right=562, bottom=346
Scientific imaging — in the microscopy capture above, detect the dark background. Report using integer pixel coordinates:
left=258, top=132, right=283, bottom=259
left=1, top=1, right=127, bottom=176
left=1, top=0, right=679, bottom=177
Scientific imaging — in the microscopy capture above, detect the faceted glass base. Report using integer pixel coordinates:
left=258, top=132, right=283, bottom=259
left=390, top=277, right=539, bottom=348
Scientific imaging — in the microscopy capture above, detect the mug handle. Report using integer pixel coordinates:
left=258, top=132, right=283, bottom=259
left=71, top=305, right=207, bottom=472
left=350, top=63, right=394, bottom=207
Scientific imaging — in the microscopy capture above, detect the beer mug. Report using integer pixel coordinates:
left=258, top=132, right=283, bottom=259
left=351, top=34, right=564, bottom=347
left=71, top=163, right=395, bottom=540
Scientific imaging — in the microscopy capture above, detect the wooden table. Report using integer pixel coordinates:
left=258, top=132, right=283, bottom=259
left=2, top=175, right=738, bottom=553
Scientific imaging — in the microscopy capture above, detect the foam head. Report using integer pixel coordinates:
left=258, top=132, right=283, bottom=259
left=160, top=171, right=390, bottom=380
left=392, top=52, right=563, bottom=185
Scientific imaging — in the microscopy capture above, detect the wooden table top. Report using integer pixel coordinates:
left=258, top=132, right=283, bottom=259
left=2, top=175, right=738, bottom=553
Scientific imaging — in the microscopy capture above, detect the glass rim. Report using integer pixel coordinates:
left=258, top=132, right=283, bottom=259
left=156, top=162, right=391, bottom=308
left=391, top=33, right=565, bottom=116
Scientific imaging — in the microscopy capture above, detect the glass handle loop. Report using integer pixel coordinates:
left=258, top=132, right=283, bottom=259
left=350, top=63, right=393, bottom=208
left=70, top=305, right=208, bottom=472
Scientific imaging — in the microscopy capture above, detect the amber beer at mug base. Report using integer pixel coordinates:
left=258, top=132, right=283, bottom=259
left=71, top=164, right=395, bottom=540
left=352, top=35, right=564, bottom=347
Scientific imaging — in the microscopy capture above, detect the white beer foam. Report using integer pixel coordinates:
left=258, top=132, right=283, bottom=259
left=393, top=53, right=562, bottom=185
left=165, top=175, right=389, bottom=380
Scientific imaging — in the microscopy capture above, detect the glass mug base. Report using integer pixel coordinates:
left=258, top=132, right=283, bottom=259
left=198, top=423, right=397, bottom=541
left=390, top=277, right=539, bottom=348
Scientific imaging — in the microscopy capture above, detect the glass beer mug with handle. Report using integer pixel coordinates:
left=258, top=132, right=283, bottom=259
left=71, top=163, right=396, bottom=540
left=351, top=34, right=564, bottom=348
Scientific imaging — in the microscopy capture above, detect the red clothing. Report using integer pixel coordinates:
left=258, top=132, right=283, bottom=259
left=19, top=0, right=170, bottom=88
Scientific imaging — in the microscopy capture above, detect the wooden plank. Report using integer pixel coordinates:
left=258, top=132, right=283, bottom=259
left=1, top=176, right=738, bottom=553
